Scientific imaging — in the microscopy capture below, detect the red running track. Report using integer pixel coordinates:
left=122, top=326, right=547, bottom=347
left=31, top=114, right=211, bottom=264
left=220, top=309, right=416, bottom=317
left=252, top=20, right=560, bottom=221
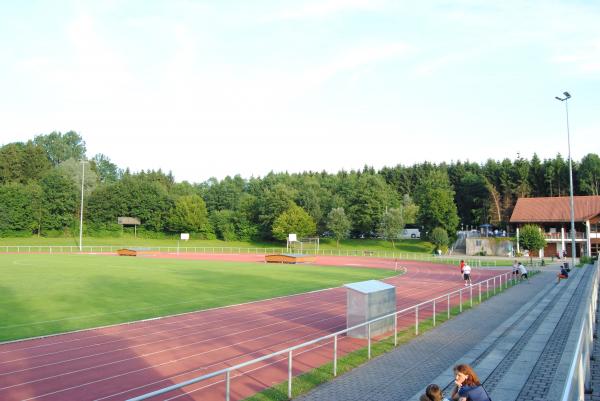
left=0, top=254, right=507, bottom=401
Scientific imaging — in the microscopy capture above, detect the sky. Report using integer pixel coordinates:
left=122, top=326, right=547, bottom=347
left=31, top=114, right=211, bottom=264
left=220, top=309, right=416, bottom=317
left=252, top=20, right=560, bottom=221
left=0, top=0, right=599, bottom=183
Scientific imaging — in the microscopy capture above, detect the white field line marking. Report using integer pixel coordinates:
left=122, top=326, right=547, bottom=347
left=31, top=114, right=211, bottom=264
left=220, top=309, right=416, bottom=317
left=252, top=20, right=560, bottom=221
left=0, top=266, right=403, bottom=344
left=12, top=280, right=444, bottom=400
left=3, top=267, right=466, bottom=378
left=17, top=315, right=347, bottom=401
left=147, top=303, right=437, bottom=401
left=0, top=299, right=349, bottom=375
left=1, top=269, right=416, bottom=372
left=5, top=279, right=432, bottom=389
left=0, top=290, right=347, bottom=363
left=5, top=266, right=492, bottom=396
left=96, top=323, right=351, bottom=401
left=0, top=279, right=358, bottom=354
left=23, top=276, right=492, bottom=399
left=3, top=256, right=340, bottom=326
left=163, top=333, right=349, bottom=401
left=0, top=283, right=348, bottom=346
left=0, top=282, right=339, bottom=330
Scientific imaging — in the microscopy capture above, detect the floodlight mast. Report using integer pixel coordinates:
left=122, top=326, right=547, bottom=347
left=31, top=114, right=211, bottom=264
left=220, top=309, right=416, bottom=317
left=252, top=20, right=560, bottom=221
left=79, top=160, right=85, bottom=252
left=555, top=92, right=576, bottom=269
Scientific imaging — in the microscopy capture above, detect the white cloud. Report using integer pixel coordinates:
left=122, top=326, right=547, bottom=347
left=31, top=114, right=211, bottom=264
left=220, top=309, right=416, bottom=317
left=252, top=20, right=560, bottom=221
left=2, top=0, right=599, bottom=183
left=292, top=42, right=411, bottom=93
left=552, top=39, right=600, bottom=74
left=413, top=53, right=464, bottom=77
left=271, top=0, right=384, bottom=20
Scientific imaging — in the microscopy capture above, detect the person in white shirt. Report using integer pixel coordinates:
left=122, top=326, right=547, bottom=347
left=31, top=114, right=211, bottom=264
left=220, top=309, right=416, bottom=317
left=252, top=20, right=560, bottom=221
left=518, top=263, right=528, bottom=281
left=512, top=260, right=519, bottom=275
left=462, top=264, right=472, bottom=286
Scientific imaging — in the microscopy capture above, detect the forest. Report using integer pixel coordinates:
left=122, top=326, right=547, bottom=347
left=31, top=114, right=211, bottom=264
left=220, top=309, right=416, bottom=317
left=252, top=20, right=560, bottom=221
left=1, top=131, right=599, bottom=242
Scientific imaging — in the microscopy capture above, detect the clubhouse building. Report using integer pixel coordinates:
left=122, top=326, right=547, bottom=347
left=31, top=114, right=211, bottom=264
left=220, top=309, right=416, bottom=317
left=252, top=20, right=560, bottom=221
left=510, top=195, right=600, bottom=258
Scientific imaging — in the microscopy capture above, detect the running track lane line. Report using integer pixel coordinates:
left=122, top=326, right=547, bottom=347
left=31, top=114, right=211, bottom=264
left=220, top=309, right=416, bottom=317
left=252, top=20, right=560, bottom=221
left=0, top=255, right=506, bottom=401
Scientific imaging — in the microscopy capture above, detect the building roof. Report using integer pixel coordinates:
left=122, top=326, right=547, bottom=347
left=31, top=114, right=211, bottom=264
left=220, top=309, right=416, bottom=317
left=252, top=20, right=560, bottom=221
left=510, top=196, right=600, bottom=223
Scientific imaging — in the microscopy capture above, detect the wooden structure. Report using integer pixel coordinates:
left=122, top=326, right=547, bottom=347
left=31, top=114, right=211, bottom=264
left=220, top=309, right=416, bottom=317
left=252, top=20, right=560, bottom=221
left=118, top=217, right=141, bottom=237
left=265, top=254, right=316, bottom=264
left=117, top=248, right=153, bottom=257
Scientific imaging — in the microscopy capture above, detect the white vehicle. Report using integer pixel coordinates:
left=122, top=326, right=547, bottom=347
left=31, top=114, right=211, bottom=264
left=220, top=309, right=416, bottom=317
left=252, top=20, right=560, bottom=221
left=401, top=228, right=421, bottom=239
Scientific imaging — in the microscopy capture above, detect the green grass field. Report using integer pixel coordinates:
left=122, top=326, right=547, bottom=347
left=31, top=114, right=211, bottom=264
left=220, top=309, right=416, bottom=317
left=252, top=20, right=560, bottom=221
left=0, top=254, right=396, bottom=342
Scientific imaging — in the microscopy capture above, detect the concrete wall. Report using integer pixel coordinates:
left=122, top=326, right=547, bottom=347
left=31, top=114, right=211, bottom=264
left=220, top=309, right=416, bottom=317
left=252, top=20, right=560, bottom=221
left=466, top=238, right=514, bottom=257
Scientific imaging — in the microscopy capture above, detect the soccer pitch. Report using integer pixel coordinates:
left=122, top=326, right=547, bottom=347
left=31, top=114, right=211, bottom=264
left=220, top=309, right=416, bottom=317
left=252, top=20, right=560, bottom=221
left=0, top=254, right=396, bottom=342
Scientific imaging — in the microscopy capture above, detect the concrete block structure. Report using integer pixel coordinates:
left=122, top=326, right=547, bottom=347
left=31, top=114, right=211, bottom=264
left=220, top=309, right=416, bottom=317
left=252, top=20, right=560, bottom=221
left=345, top=280, right=396, bottom=339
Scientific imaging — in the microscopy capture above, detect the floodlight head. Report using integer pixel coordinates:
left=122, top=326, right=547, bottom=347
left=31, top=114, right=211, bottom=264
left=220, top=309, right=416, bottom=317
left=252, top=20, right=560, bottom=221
left=563, top=91, right=571, bottom=98
left=555, top=96, right=563, bottom=101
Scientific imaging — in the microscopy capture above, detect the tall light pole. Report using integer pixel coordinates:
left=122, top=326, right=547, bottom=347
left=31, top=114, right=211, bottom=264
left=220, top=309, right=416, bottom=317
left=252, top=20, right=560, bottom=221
left=79, top=160, right=85, bottom=252
left=555, top=91, right=576, bottom=269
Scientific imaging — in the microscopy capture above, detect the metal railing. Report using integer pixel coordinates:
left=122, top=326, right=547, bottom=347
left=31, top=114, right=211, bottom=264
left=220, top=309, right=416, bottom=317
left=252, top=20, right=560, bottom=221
left=560, top=261, right=599, bottom=401
left=543, top=232, right=586, bottom=240
left=0, top=245, right=285, bottom=254
left=127, top=271, right=516, bottom=401
left=0, top=245, right=501, bottom=266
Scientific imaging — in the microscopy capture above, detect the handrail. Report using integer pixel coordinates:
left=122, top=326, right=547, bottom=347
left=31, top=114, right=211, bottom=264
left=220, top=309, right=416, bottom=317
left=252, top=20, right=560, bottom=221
left=0, top=245, right=503, bottom=266
left=127, top=270, right=514, bottom=401
left=559, top=261, right=599, bottom=401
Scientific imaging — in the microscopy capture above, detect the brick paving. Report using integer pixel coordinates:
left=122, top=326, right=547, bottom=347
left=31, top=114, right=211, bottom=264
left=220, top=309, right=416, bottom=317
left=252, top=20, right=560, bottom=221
left=515, top=267, right=591, bottom=401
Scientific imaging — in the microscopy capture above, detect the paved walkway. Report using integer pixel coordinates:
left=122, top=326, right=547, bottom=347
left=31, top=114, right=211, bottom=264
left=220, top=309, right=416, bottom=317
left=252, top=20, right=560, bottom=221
left=296, top=264, right=593, bottom=401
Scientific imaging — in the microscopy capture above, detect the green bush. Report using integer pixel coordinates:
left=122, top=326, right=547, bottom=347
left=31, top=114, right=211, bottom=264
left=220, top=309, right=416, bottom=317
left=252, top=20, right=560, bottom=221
left=41, top=229, right=73, bottom=238
left=0, top=230, right=33, bottom=238
left=429, top=227, right=449, bottom=251
left=86, top=223, right=123, bottom=237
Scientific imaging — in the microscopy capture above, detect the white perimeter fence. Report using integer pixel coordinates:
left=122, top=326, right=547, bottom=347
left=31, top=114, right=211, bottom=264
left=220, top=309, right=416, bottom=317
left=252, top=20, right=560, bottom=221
left=560, top=260, right=599, bottom=401
left=0, top=245, right=508, bottom=267
left=127, top=271, right=520, bottom=401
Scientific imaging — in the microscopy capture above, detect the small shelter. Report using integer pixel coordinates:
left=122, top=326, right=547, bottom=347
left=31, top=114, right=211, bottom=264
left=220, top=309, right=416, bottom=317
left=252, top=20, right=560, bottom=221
left=118, top=217, right=141, bottom=237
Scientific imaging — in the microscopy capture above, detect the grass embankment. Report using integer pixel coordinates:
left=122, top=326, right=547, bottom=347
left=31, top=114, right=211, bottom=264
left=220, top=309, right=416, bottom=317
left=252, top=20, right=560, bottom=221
left=244, top=273, right=538, bottom=401
left=0, top=254, right=397, bottom=342
left=0, top=235, right=435, bottom=253
left=0, top=236, right=526, bottom=266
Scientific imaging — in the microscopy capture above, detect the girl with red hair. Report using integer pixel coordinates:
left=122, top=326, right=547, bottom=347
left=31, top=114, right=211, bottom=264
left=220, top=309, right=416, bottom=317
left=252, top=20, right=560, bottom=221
left=450, top=364, right=491, bottom=401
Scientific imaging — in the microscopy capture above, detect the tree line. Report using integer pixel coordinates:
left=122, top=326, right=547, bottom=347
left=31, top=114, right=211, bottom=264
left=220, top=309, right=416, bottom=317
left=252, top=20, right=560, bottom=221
left=1, top=131, right=599, bottom=243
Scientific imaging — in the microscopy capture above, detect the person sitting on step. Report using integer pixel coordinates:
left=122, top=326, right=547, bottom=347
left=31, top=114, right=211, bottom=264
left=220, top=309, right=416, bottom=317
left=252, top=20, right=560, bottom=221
left=557, top=266, right=569, bottom=283
left=450, top=364, right=492, bottom=401
left=419, top=383, right=450, bottom=401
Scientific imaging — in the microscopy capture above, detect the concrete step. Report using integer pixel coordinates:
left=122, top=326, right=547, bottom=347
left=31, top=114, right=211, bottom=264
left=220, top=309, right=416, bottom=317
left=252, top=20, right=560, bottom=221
left=408, top=266, right=589, bottom=401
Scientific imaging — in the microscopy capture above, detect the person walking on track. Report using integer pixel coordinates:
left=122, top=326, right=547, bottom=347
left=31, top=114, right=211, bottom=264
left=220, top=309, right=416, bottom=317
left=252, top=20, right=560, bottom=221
left=462, top=263, right=472, bottom=286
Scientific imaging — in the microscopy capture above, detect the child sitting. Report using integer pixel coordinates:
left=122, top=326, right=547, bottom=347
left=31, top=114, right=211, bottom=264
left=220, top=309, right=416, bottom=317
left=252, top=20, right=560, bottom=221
left=557, top=267, right=569, bottom=283
left=419, top=384, right=450, bottom=401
